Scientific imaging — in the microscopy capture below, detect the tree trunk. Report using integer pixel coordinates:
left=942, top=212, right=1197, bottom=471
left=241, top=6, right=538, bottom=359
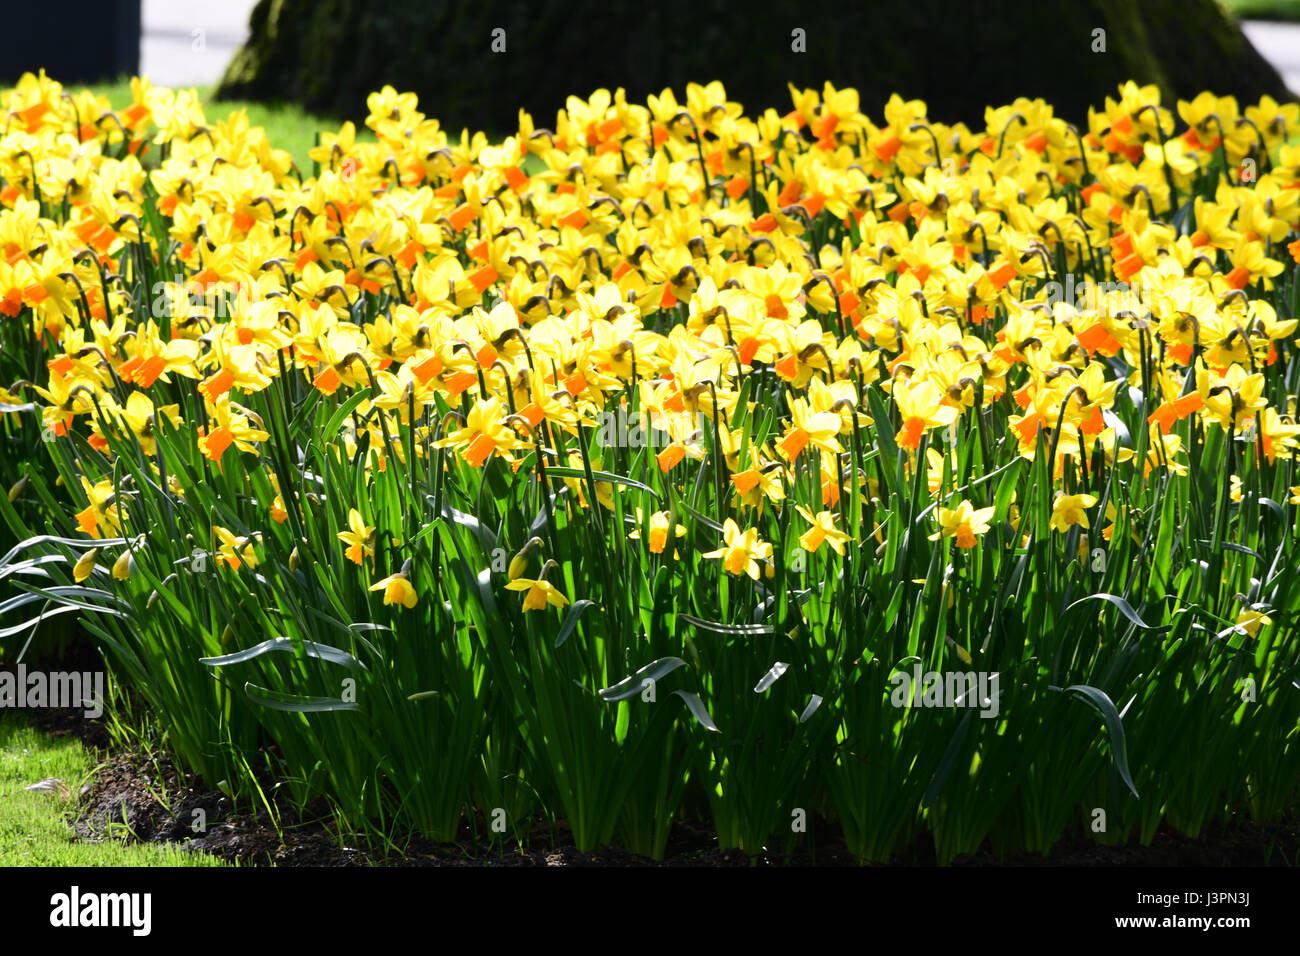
left=215, top=0, right=1293, bottom=132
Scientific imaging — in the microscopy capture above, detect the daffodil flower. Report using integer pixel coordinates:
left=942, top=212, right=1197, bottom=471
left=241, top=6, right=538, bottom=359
left=214, top=527, right=258, bottom=570
left=506, top=577, right=569, bottom=611
left=112, top=549, right=134, bottom=581
left=198, top=397, right=270, bottom=465
left=73, top=477, right=123, bottom=539
left=703, top=519, right=773, bottom=580
left=1235, top=608, right=1272, bottom=638
left=371, top=571, right=418, bottom=609
left=434, top=397, right=517, bottom=468
left=892, top=379, right=959, bottom=451
left=337, top=508, right=375, bottom=567
left=796, top=507, right=852, bottom=555
left=1049, top=493, right=1098, bottom=533
left=628, top=509, right=686, bottom=555
left=929, top=500, right=995, bottom=549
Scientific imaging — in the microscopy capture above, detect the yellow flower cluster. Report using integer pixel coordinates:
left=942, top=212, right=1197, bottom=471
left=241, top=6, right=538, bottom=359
left=3, top=71, right=1299, bottom=593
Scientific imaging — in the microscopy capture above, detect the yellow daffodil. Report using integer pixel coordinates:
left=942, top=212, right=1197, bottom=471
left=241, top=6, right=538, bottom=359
left=371, top=571, right=418, bottom=609
left=703, top=519, right=773, bottom=580
left=1234, top=608, right=1272, bottom=638
left=892, top=379, right=959, bottom=451
left=214, top=527, right=258, bottom=570
left=796, top=507, right=852, bottom=555
left=337, top=509, right=376, bottom=566
left=628, top=509, right=687, bottom=555
left=1049, top=493, right=1098, bottom=533
left=506, top=577, right=570, bottom=611
left=929, top=500, right=996, bottom=549
left=112, top=549, right=134, bottom=581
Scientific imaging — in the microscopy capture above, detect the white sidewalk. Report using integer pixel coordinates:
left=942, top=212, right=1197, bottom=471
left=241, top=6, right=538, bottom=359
left=139, top=0, right=258, bottom=88
left=1241, top=21, right=1300, bottom=97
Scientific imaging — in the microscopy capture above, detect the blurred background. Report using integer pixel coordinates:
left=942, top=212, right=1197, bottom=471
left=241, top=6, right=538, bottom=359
left=3, top=0, right=1300, bottom=152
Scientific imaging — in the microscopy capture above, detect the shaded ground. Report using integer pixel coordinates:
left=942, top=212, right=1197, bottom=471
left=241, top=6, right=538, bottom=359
left=23, top=707, right=1299, bottom=868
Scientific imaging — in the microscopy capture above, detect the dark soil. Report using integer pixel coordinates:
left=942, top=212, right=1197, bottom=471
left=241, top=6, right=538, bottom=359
left=27, top=707, right=1300, bottom=867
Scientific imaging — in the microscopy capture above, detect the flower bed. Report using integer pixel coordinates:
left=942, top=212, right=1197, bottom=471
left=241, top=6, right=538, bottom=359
left=1, top=73, right=1298, bottom=861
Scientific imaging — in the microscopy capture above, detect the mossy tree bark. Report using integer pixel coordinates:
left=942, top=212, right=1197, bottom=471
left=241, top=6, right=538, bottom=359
left=215, top=0, right=1292, bottom=131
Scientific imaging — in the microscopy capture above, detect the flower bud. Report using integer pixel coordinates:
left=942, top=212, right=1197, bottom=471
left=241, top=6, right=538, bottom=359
left=73, top=547, right=102, bottom=583
left=112, top=550, right=134, bottom=581
left=507, top=553, right=530, bottom=580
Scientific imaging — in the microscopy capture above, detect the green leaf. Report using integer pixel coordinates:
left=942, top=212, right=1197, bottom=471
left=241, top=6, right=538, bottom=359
left=1, top=534, right=128, bottom=567
left=992, top=457, right=1023, bottom=519
left=541, top=467, right=662, bottom=499
left=243, top=682, right=362, bottom=713
left=320, top=392, right=370, bottom=444
left=1063, top=593, right=1161, bottom=631
left=200, top=636, right=366, bottom=670
left=442, top=502, right=499, bottom=553
left=674, top=501, right=724, bottom=534
left=866, top=387, right=899, bottom=483
left=1061, top=684, right=1139, bottom=798
left=599, top=657, right=687, bottom=701
left=1219, top=542, right=1264, bottom=564
left=798, top=694, right=824, bottom=723
left=5, top=583, right=127, bottom=616
left=555, top=599, right=598, bottom=648
left=0, top=604, right=88, bottom=639
left=923, top=710, right=974, bottom=809
left=753, top=661, right=790, bottom=693
left=672, top=690, right=720, bottom=732
left=679, top=613, right=774, bottom=636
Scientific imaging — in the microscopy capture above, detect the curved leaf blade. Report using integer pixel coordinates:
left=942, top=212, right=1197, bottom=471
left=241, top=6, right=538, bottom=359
left=754, top=661, right=790, bottom=693
left=1064, top=592, right=1159, bottom=631
left=243, top=681, right=361, bottom=713
left=922, top=710, right=974, bottom=809
left=1063, top=683, right=1139, bottom=799
left=201, top=636, right=366, bottom=670
left=672, top=690, right=720, bottom=732
left=798, top=694, right=824, bottom=724
left=599, top=656, right=687, bottom=701
left=679, top=613, right=774, bottom=636
left=555, top=599, right=597, bottom=648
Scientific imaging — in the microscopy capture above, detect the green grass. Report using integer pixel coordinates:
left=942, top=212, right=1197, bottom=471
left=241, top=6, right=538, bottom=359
left=1223, top=0, right=1300, bottom=21
left=0, top=717, right=226, bottom=866
left=81, top=80, right=362, bottom=173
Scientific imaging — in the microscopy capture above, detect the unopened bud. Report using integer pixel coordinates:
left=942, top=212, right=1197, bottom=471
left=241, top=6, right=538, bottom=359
left=509, top=536, right=544, bottom=579
left=507, top=553, right=530, bottom=580
left=112, top=550, right=134, bottom=581
left=73, top=547, right=102, bottom=583
left=147, top=573, right=178, bottom=609
left=8, top=475, right=28, bottom=502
